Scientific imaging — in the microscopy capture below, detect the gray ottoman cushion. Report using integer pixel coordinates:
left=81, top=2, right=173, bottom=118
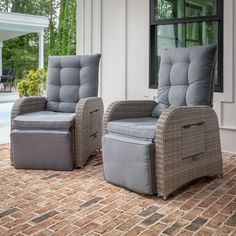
left=11, top=129, right=74, bottom=170
left=13, top=111, right=75, bottom=130
left=152, top=44, right=217, bottom=118
left=46, top=54, right=101, bottom=113
left=102, top=134, right=157, bottom=195
left=107, top=117, right=158, bottom=140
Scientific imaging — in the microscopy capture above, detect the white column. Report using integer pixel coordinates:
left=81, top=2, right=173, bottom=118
left=38, top=31, right=45, bottom=68
left=77, top=0, right=86, bottom=55
left=0, top=41, right=3, bottom=76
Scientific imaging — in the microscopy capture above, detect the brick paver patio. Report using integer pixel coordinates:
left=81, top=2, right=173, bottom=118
left=0, top=144, right=236, bottom=236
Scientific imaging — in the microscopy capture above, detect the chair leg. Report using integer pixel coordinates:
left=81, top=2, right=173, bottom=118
left=157, top=193, right=168, bottom=200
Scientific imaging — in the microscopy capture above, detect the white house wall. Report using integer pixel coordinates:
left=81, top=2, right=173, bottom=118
left=77, top=0, right=236, bottom=153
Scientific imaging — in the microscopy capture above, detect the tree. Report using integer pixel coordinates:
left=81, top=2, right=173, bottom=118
left=56, top=0, right=76, bottom=55
left=68, top=0, right=76, bottom=55
left=0, top=0, right=10, bottom=11
left=0, top=0, right=77, bottom=80
left=48, top=0, right=59, bottom=55
left=57, top=0, right=65, bottom=55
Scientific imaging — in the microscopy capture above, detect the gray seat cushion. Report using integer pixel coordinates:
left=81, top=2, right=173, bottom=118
left=46, top=54, right=101, bottom=113
left=103, top=134, right=156, bottom=195
left=11, top=129, right=74, bottom=171
left=13, top=111, right=75, bottom=130
left=152, top=44, right=217, bottom=118
left=107, top=117, right=158, bottom=140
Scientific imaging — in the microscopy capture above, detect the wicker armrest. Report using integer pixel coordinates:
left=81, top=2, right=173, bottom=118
left=74, top=97, right=104, bottom=167
left=156, top=105, right=219, bottom=138
left=103, top=100, right=157, bottom=135
left=155, top=105, right=222, bottom=198
left=11, top=96, right=47, bottom=129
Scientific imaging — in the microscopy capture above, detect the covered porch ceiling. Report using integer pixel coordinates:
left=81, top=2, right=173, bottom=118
left=0, top=11, right=49, bottom=74
left=0, top=11, right=49, bottom=40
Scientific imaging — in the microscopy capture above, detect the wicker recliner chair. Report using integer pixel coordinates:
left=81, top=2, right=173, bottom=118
left=102, top=45, right=223, bottom=199
left=11, top=54, right=103, bottom=170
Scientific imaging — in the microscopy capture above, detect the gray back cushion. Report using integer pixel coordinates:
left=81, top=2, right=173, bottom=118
left=152, top=45, right=217, bottom=118
left=46, top=54, right=101, bottom=113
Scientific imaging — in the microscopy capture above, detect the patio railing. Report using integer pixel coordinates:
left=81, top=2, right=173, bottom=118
left=3, top=59, right=48, bottom=82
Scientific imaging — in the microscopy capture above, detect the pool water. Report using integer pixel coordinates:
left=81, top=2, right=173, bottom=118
left=0, top=102, right=14, bottom=143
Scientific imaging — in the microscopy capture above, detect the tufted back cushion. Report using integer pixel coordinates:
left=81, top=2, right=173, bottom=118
left=46, top=54, right=101, bottom=113
left=152, top=45, right=217, bottom=118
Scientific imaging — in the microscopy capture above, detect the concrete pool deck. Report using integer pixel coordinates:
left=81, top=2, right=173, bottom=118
left=0, top=91, right=19, bottom=144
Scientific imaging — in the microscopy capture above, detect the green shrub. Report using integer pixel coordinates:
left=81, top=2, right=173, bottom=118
left=17, top=68, right=46, bottom=97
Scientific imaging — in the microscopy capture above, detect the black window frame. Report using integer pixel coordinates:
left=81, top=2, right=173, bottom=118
left=149, top=0, right=224, bottom=92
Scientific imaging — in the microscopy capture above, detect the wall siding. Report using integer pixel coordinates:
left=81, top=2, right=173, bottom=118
left=77, top=0, right=236, bottom=153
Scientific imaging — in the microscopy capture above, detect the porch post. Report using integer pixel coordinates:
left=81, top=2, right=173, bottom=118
left=0, top=41, right=3, bottom=75
left=38, top=31, right=44, bottom=68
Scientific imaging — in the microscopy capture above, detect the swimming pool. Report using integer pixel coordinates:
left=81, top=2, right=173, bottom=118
left=0, top=102, right=14, bottom=143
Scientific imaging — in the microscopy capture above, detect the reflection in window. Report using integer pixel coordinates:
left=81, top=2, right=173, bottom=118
left=155, top=0, right=216, bottom=20
left=150, top=0, right=223, bottom=92
left=156, top=22, right=218, bottom=82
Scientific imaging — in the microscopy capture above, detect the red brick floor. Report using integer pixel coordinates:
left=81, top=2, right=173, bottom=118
left=0, top=144, right=236, bottom=236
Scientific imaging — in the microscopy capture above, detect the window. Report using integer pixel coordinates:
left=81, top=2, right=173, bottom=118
left=150, top=0, right=223, bottom=92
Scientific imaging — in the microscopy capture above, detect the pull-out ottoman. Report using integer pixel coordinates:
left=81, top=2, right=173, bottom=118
left=11, top=111, right=75, bottom=171
left=102, top=117, right=158, bottom=195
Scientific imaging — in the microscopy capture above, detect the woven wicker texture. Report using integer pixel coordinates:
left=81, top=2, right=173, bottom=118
left=10, top=96, right=103, bottom=168
left=75, top=97, right=104, bottom=167
left=103, top=102, right=223, bottom=199
left=156, top=105, right=222, bottom=199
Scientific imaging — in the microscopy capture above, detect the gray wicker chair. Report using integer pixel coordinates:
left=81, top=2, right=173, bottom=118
left=102, top=45, right=223, bottom=199
left=11, top=54, right=103, bottom=170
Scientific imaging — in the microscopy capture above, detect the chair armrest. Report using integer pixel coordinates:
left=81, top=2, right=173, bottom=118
left=103, top=100, right=157, bottom=135
left=155, top=105, right=222, bottom=198
left=156, top=105, right=221, bottom=160
left=74, top=97, right=104, bottom=167
left=156, top=105, right=219, bottom=137
left=11, top=96, right=47, bottom=130
left=75, top=97, right=104, bottom=127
